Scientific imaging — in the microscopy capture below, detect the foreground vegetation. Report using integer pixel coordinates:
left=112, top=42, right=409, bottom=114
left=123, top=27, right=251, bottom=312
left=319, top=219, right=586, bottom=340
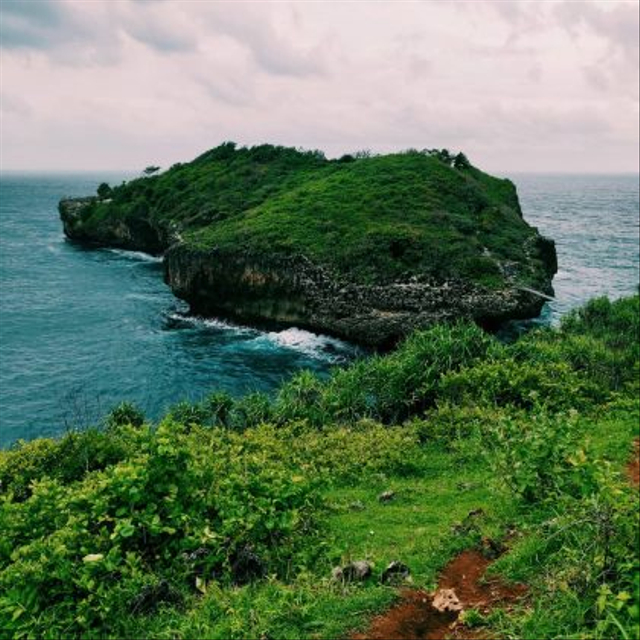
left=1, top=294, right=638, bottom=639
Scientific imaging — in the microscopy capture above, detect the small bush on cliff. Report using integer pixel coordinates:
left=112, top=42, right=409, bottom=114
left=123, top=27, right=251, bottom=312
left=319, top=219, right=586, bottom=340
left=438, top=359, right=605, bottom=412
left=229, top=392, right=274, bottom=430
left=510, top=296, right=640, bottom=396
left=558, top=467, right=640, bottom=640
left=0, top=424, right=145, bottom=501
left=167, top=399, right=211, bottom=427
left=205, top=391, right=235, bottom=427
left=479, top=410, right=595, bottom=503
left=105, top=401, right=145, bottom=428
left=275, top=370, right=326, bottom=425
left=562, top=294, right=640, bottom=347
left=97, top=182, right=112, bottom=199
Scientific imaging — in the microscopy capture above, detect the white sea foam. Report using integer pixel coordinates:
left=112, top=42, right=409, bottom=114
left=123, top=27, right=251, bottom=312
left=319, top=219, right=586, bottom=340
left=125, top=293, right=160, bottom=302
left=164, top=312, right=257, bottom=336
left=165, top=312, right=357, bottom=362
left=107, top=248, right=163, bottom=263
left=253, top=327, right=357, bottom=363
left=46, top=243, right=62, bottom=255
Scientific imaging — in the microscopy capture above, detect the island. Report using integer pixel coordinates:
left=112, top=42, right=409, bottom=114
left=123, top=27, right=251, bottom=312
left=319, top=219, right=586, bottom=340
left=59, top=144, right=557, bottom=345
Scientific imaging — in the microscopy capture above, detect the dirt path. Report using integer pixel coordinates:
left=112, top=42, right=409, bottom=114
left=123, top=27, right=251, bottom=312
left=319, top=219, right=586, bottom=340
left=628, top=439, right=639, bottom=487
left=352, top=438, right=639, bottom=640
left=351, top=549, right=526, bottom=640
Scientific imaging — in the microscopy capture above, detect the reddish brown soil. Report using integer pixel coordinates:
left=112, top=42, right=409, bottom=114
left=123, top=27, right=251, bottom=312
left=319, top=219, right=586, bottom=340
left=351, top=550, right=527, bottom=640
left=628, top=439, right=639, bottom=487
left=353, top=438, right=639, bottom=640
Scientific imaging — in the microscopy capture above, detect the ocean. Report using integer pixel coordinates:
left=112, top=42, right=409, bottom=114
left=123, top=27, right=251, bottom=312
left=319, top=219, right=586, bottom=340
left=0, top=172, right=638, bottom=446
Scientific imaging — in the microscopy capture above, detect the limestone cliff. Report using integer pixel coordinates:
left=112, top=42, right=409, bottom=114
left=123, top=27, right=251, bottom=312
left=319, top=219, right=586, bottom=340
left=162, top=243, right=556, bottom=346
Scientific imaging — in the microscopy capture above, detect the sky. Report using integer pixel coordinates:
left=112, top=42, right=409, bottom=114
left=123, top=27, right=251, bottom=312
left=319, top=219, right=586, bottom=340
left=0, top=0, right=638, bottom=173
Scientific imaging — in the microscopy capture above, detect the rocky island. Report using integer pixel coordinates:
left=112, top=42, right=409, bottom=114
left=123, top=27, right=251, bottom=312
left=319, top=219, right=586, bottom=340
left=59, top=143, right=557, bottom=345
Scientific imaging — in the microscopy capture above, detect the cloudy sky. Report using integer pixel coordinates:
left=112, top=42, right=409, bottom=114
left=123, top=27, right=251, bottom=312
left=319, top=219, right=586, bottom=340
left=1, top=0, right=638, bottom=173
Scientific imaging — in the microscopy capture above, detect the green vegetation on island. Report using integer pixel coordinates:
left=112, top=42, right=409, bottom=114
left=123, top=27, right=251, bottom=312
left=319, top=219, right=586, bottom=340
left=63, top=143, right=545, bottom=286
left=1, top=294, right=638, bottom=639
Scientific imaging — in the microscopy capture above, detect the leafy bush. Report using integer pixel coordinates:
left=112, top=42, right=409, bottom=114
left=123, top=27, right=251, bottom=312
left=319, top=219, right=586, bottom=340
left=97, top=182, right=112, bottom=199
left=561, top=295, right=640, bottom=352
left=571, top=468, right=640, bottom=639
left=410, top=404, right=504, bottom=446
left=105, top=401, right=145, bottom=429
left=233, top=419, right=426, bottom=484
left=0, top=426, right=144, bottom=501
left=228, top=392, right=273, bottom=430
left=0, top=421, right=324, bottom=638
left=205, top=391, right=234, bottom=427
left=511, top=325, right=638, bottom=393
left=492, top=456, right=639, bottom=640
left=479, top=410, right=596, bottom=503
left=312, top=322, right=501, bottom=426
left=439, top=358, right=606, bottom=412
left=167, top=400, right=211, bottom=427
left=275, top=370, right=326, bottom=425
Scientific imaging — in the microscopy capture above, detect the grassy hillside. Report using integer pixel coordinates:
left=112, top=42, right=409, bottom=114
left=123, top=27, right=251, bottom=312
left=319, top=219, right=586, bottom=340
left=1, top=294, right=638, bottom=639
left=74, top=144, right=546, bottom=287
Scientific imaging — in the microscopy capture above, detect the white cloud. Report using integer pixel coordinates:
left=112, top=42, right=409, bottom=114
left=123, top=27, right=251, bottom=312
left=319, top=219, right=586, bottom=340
left=0, top=0, right=637, bottom=172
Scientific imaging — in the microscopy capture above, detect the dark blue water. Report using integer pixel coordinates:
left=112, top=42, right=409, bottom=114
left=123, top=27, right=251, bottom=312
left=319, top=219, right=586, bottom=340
left=1, top=173, right=638, bottom=446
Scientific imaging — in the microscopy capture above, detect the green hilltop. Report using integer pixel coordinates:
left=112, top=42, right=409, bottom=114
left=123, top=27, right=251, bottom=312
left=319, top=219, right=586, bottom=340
left=72, top=143, right=547, bottom=288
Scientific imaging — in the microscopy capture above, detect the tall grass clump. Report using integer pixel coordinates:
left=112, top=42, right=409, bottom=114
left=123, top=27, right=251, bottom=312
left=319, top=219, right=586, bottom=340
left=275, top=322, right=502, bottom=426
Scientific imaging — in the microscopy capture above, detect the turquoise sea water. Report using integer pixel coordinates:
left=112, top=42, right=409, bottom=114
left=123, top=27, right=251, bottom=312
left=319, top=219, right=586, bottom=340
left=0, top=173, right=638, bottom=445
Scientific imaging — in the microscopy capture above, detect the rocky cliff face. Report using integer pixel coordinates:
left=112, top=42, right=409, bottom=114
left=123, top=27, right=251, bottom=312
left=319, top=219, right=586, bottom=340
left=162, top=242, right=556, bottom=346
left=59, top=198, right=167, bottom=255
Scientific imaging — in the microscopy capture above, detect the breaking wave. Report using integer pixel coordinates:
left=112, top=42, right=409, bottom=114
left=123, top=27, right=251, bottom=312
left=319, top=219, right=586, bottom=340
left=255, top=327, right=358, bottom=363
left=106, top=248, right=163, bottom=263
left=164, top=312, right=358, bottom=363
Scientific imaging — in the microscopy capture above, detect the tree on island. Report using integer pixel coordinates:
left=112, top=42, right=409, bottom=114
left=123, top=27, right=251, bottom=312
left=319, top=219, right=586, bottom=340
left=143, top=166, right=161, bottom=176
left=423, top=148, right=471, bottom=170
left=433, top=148, right=453, bottom=164
left=453, top=152, right=471, bottom=170
left=96, top=182, right=112, bottom=199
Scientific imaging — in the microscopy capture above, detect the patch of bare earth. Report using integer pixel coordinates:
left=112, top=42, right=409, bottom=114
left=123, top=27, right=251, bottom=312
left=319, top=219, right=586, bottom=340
left=628, top=439, right=639, bottom=487
left=351, top=550, right=527, bottom=640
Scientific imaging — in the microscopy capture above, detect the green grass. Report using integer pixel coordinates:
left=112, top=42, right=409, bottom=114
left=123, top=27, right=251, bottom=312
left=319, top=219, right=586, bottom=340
left=1, top=295, right=638, bottom=639
left=186, top=152, right=532, bottom=286
left=325, top=455, right=507, bottom=586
